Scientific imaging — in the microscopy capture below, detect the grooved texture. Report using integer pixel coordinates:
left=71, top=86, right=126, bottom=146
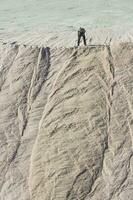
left=0, top=43, right=133, bottom=200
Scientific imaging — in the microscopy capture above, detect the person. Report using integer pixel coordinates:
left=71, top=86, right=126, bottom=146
left=77, top=27, right=87, bottom=46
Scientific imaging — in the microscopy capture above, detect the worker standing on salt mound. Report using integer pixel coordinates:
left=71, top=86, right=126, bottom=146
left=77, top=27, right=87, bottom=46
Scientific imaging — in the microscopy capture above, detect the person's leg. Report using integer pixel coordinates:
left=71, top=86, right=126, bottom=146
left=78, top=35, right=81, bottom=46
left=83, top=35, right=87, bottom=46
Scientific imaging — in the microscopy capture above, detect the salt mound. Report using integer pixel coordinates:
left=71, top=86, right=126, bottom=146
left=0, top=42, right=133, bottom=200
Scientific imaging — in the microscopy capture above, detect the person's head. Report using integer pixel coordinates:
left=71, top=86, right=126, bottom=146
left=79, top=27, right=85, bottom=30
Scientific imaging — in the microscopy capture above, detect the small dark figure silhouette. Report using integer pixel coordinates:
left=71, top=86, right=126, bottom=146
left=78, top=27, right=87, bottom=46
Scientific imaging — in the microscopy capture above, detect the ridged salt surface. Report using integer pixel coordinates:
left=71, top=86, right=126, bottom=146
left=0, top=42, right=133, bottom=200
left=1, top=27, right=133, bottom=48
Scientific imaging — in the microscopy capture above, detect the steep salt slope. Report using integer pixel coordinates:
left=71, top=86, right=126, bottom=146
left=0, top=43, right=133, bottom=200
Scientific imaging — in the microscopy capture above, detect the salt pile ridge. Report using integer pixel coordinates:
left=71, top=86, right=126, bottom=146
left=0, top=42, right=133, bottom=200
